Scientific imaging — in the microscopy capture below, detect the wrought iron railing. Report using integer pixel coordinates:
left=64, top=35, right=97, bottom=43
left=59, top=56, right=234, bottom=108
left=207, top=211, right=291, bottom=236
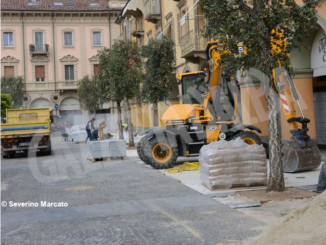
left=30, top=44, right=49, bottom=53
left=180, top=30, right=206, bottom=57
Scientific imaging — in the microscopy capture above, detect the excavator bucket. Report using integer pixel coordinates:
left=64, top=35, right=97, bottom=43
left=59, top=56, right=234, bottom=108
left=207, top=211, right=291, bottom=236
left=282, top=140, right=321, bottom=173
left=273, top=67, right=322, bottom=173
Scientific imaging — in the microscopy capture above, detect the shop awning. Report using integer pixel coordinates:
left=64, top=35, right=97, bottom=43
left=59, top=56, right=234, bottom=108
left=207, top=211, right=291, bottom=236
left=311, top=29, right=326, bottom=77
left=60, top=98, right=81, bottom=111
left=122, top=0, right=144, bottom=17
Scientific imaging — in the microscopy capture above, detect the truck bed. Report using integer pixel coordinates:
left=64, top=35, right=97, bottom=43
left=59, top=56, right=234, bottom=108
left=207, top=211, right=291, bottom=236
left=1, top=108, right=51, bottom=138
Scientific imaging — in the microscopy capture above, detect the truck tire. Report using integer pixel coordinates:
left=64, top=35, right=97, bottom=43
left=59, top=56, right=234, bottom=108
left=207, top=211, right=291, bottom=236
left=137, top=137, right=148, bottom=164
left=46, top=138, right=52, bottom=155
left=231, top=131, right=262, bottom=145
left=39, top=137, right=51, bottom=155
left=144, top=134, right=178, bottom=169
left=2, top=151, right=14, bottom=158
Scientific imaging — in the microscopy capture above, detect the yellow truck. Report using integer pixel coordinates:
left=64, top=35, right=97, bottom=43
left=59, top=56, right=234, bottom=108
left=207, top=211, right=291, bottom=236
left=1, top=108, right=52, bottom=158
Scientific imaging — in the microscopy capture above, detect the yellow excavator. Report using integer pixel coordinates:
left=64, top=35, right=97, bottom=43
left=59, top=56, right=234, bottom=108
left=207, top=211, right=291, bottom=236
left=137, top=41, right=321, bottom=172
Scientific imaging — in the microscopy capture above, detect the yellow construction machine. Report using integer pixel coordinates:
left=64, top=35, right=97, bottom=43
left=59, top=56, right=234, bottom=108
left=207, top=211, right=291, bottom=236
left=137, top=41, right=321, bottom=172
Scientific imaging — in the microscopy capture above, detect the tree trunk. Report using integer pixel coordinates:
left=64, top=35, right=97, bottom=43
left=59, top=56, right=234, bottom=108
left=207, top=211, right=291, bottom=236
left=153, top=102, right=158, bottom=127
left=117, top=101, right=124, bottom=140
left=260, top=73, right=285, bottom=192
left=126, top=99, right=134, bottom=147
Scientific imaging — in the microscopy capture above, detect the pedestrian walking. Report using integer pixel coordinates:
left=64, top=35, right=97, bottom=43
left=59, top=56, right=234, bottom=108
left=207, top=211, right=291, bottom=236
left=85, top=118, right=96, bottom=142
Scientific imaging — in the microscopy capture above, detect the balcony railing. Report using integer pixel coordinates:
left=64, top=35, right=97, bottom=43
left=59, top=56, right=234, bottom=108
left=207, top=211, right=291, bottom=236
left=130, top=18, right=144, bottom=37
left=144, top=0, right=161, bottom=22
left=57, top=81, right=78, bottom=90
left=26, top=82, right=55, bottom=91
left=29, top=44, right=49, bottom=54
left=180, top=30, right=207, bottom=58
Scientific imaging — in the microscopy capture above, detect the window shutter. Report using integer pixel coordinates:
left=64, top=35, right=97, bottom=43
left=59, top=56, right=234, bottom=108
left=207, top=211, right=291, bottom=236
left=94, top=64, right=99, bottom=75
left=194, top=6, right=198, bottom=34
left=171, top=19, right=175, bottom=42
left=177, top=13, right=181, bottom=44
left=35, top=66, right=45, bottom=81
left=70, top=66, right=74, bottom=80
left=4, top=66, right=14, bottom=77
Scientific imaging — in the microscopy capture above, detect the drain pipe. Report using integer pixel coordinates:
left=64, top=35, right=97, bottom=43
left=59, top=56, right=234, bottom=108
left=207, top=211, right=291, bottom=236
left=108, top=8, right=112, bottom=48
left=52, top=12, right=57, bottom=92
left=21, top=11, right=26, bottom=93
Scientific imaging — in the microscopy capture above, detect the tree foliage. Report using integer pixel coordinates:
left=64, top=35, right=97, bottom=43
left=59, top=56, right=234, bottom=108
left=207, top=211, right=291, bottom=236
left=77, top=75, right=104, bottom=114
left=141, top=37, right=175, bottom=104
left=200, top=0, right=319, bottom=76
left=1, top=94, right=12, bottom=118
left=200, top=0, right=319, bottom=192
left=98, top=40, right=142, bottom=144
left=1, top=76, right=24, bottom=109
left=98, top=40, right=142, bottom=103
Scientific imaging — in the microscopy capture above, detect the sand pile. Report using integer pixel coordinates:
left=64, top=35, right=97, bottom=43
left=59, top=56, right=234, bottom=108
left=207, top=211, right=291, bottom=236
left=250, top=191, right=326, bottom=245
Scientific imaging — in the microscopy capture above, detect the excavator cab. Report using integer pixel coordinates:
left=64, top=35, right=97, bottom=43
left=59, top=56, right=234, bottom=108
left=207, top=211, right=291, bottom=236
left=178, top=71, right=207, bottom=105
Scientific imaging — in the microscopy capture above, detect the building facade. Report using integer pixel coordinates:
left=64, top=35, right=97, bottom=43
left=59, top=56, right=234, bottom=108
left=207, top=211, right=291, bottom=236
left=1, top=0, right=126, bottom=116
left=117, top=0, right=326, bottom=145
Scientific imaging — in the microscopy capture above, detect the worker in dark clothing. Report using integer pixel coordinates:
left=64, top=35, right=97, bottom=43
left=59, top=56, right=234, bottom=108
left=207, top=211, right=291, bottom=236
left=91, top=129, right=99, bottom=141
left=85, top=118, right=96, bottom=142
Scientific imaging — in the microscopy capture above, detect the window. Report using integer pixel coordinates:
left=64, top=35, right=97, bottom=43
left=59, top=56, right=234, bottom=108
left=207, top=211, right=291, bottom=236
left=155, top=30, right=163, bottom=40
left=65, top=65, right=74, bottom=80
left=3, top=32, right=13, bottom=47
left=34, top=32, right=44, bottom=50
left=35, top=66, right=45, bottom=82
left=66, top=2, right=76, bottom=6
left=90, top=3, right=100, bottom=7
left=64, top=32, right=73, bottom=47
left=92, top=31, right=102, bottom=46
left=4, top=66, right=14, bottom=77
left=94, top=64, right=99, bottom=75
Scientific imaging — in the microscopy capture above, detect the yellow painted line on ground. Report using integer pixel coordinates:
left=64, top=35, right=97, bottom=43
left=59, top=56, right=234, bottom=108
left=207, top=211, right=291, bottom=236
left=64, top=186, right=95, bottom=191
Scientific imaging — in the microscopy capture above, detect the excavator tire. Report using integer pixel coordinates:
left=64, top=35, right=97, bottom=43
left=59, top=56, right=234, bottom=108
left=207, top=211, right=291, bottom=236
left=137, top=136, right=149, bottom=164
left=144, top=134, right=178, bottom=169
left=231, top=131, right=262, bottom=145
left=281, top=140, right=321, bottom=173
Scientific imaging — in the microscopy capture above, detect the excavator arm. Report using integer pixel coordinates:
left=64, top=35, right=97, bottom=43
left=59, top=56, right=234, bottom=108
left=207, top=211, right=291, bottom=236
left=273, top=67, right=321, bottom=172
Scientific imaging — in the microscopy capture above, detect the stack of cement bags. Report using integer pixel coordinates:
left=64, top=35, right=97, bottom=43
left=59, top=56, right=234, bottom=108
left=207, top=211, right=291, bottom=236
left=199, top=138, right=267, bottom=190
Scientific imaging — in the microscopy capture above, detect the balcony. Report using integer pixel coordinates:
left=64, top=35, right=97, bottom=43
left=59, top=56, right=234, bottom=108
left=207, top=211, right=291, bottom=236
left=57, top=81, right=78, bottom=90
left=144, top=0, right=161, bottom=23
left=29, top=44, right=49, bottom=56
left=26, top=82, right=55, bottom=91
left=130, top=18, right=144, bottom=37
left=180, top=30, right=207, bottom=59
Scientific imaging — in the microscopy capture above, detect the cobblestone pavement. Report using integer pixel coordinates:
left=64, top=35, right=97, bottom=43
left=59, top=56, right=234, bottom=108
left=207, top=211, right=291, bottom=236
left=2, top=133, right=263, bottom=244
